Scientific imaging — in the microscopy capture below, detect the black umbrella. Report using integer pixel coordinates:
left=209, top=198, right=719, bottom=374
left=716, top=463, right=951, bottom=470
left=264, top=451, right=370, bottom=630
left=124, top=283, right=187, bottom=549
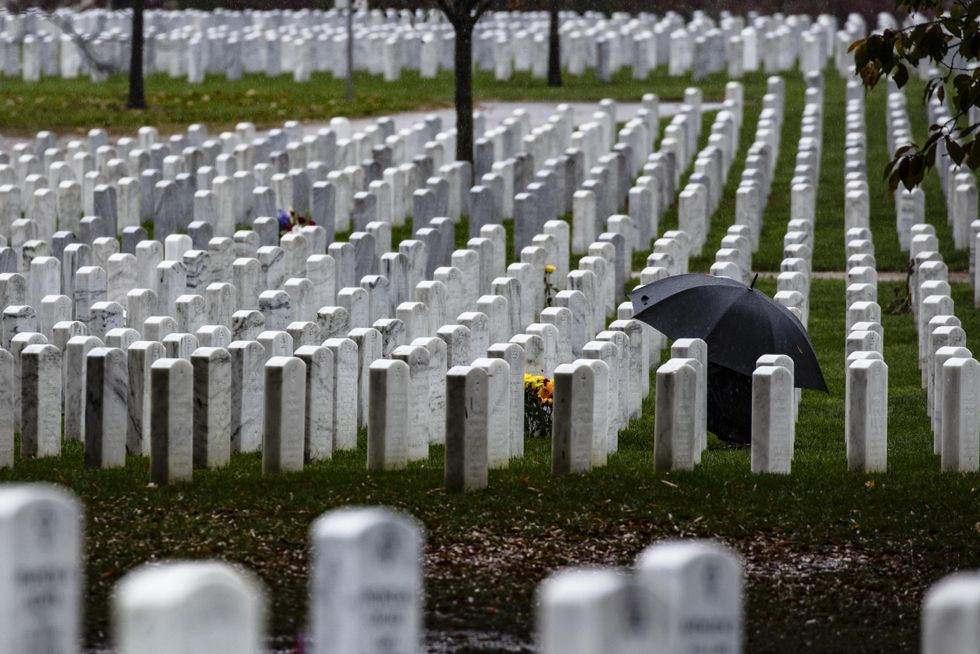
left=629, top=273, right=828, bottom=392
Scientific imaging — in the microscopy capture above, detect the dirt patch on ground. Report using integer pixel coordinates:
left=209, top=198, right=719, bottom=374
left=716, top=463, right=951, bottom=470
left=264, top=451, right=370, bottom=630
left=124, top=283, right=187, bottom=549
left=424, top=528, right=939, bottom=653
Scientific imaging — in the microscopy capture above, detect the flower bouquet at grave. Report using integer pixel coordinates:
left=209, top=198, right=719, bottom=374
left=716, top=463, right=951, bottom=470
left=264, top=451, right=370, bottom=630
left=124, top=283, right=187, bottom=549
left=524, top=373, right=553, bottom=438
left=277, top=208, right=316, bottom=236
left=544, top=264, right=556, bottom=307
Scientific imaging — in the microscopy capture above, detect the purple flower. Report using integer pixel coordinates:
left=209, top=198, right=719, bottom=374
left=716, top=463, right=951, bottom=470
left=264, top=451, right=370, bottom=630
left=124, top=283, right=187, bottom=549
left=277, top=209, right=291, bottom=228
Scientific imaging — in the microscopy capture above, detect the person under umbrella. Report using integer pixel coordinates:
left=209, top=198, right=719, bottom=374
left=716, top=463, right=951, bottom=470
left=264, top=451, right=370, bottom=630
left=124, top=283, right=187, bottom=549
left=630, top=273, right=828, bottom=445
left=705, top=363, right=753, bottom=445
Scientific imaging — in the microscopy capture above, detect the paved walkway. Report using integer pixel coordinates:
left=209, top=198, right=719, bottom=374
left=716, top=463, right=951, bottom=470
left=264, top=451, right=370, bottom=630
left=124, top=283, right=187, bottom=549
left=344, top=100, right=723, bottom=134
left=633, top=271, right=968, bottom=283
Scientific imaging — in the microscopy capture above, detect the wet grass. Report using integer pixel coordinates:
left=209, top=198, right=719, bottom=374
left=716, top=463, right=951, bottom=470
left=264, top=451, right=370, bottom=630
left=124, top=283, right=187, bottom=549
left=2, top=66, right=979, bottom=653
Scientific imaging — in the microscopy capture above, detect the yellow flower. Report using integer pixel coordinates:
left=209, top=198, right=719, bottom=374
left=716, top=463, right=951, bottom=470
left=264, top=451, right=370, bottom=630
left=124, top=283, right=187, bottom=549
left=545, top=265, right=556, bottom=274
left=537, top=378, right=553, bottom=404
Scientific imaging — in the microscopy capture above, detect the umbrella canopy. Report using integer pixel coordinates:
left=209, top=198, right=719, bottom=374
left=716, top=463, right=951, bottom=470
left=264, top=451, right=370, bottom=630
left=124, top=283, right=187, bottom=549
left=630, top=273, right=828, bottom=393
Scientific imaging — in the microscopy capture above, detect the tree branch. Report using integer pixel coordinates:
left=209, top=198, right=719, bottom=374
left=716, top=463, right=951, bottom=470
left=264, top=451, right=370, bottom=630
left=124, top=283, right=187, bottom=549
left=473, top=0, right=495, bottom=22
left=43, top=12, right=116, bottom=75
left=434, top=0, right=458, bottom=27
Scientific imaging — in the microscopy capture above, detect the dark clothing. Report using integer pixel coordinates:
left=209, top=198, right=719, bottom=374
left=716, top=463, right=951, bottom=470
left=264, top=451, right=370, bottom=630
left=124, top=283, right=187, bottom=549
left=706, top=362, right=753, bottom=445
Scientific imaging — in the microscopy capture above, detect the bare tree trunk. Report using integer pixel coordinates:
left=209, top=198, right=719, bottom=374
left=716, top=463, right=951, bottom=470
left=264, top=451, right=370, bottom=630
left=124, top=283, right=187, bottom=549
left=547, top=0, right=562, bottom=87
left=454, top=20, right=475, bottom=165
left=127, top=0, right=146, bottom=110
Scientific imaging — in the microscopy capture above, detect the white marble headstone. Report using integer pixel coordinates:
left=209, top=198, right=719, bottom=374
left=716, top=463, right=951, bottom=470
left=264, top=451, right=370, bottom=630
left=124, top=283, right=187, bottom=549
left=114, top=561, right=266, bottom=654
left=308, top=507, right=423, bottom=654
left=0, top=484, right=83, bottom=654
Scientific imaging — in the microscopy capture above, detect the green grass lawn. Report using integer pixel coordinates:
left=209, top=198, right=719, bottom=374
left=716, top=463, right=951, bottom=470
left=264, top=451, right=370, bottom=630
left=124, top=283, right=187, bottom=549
left=0, top=66, right=735, bottom=137
left=2, top=66, right=979, bottom=653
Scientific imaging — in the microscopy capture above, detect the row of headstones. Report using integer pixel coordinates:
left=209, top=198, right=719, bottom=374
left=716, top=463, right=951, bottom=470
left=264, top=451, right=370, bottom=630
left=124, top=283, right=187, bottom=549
left=676, top=10, right=839, bottom=81
left=0, top=98, right=587, bottom=278
left=731, top=69, right=829, bottom=268
left=886, top=80, right=930, bottom=256
left=879, top=72, right=980, bottom=474
left=916, top=72, right=980, bottom=254
left=654, top=339, right=799, bottom=474
left=0, top=117, right=450, bottom=242
left=7, top=98, right=560, bottom=237
left=0, top=212, right=522, bottom=337
left=908, top=222, right=979, bottom=473
left=831, top=14, right=867, bottom=77
left=0, top=99, right=645, bottom=260
left=0, top=484, right=753, bottom=654
left=720, top=70, right=822, bottom=302
left=725, top=78, right=829, bottom=469
left=3, top=9, right=454, bottom=82
left=774, top=75, right=824, bottom=326
left=746, top=71, right=808, bottom=257
left=840, top=90, right=889, bottom=474
left=489, top=10, right=833, bottom=83
left=761, top=80, right=828, bottom=461
left=769, top=73, right=828, bottom=324
left=712, top=75, right=803, bottom=285
left=0, top=114, right=478, bottom=244
left=0, top=113, right=418, bottom=186
left=842, top=81, right=877, bottom=238
left=571, top=86, right=746, bottom=262
left=490, top=10, right=833, bottom=83
left=677, top=85, right=752, bottom=261
left=2, top=7, right=837, bottom=84
left=0, top=92, right=660, bottom=254
left=914, top=239, right=979, bottom=473
left=569, top=102, right=662, bottom=258
left=491, top=11, right=683, bottom=83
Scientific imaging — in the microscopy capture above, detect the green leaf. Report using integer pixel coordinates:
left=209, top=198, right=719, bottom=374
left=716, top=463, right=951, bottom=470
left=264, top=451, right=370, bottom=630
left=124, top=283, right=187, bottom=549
left=894, top=63, right=909, bottom=88
left=942, top=16, right=962, bottom=39
left=948, top=138, right=965, bottom=165
left=888, top=164, right=903, bottom=191
left=847, top=37, right=866, bottom=54
left=908, top=155, right=924, bottom=184
left=898, top=155, right=912, bottom=183
left=854, top=43, right=869, bottom=72
left=970, top=0, right=980, bottom=21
